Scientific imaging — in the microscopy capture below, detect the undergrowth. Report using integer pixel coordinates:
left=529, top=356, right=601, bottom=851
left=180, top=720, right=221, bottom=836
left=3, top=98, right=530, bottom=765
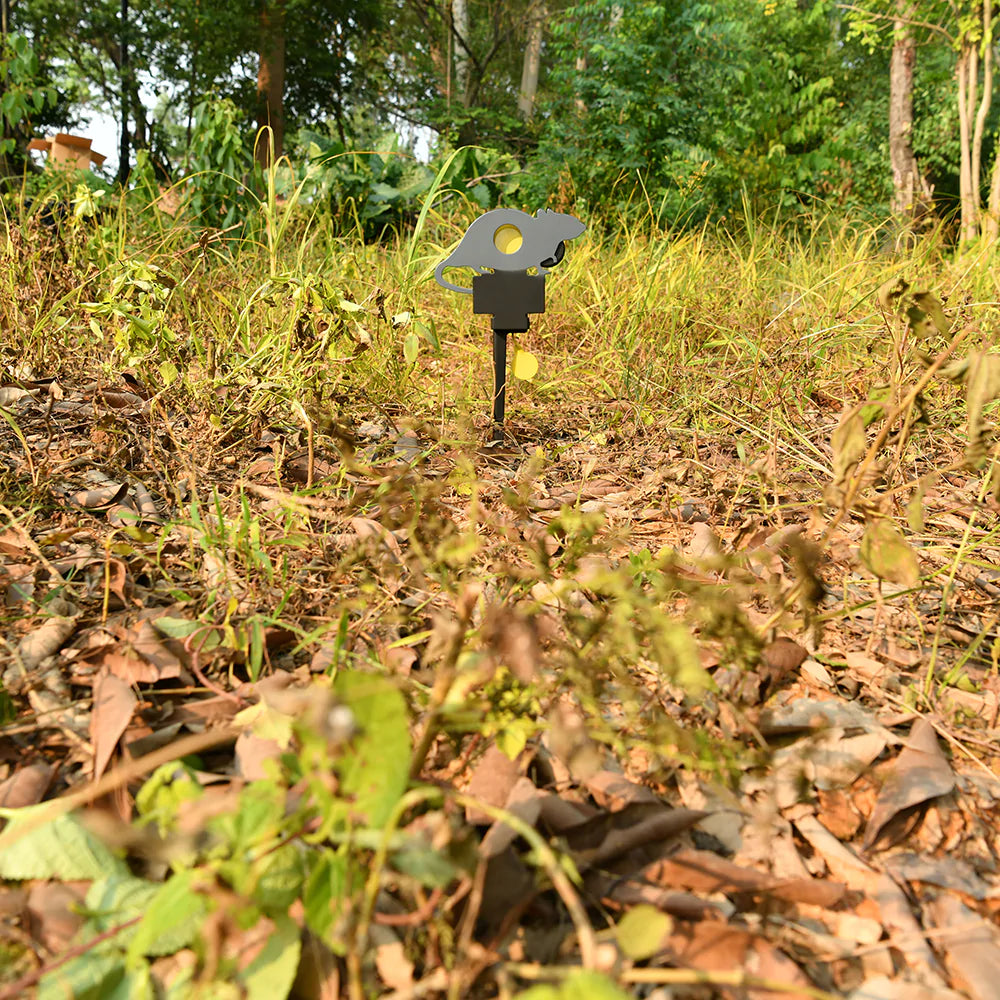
left=1, top=170, right=1000, bottom=999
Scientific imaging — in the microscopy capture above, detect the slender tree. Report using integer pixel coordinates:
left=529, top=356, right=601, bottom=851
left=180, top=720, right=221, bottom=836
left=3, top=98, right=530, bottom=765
left=889, top=1, right=933, bottom=237
left=256, top=0, right=287, bottom=165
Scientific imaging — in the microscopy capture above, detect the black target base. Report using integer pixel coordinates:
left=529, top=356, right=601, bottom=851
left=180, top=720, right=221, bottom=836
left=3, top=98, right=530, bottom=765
left=472, top=271, right=546, bottom=431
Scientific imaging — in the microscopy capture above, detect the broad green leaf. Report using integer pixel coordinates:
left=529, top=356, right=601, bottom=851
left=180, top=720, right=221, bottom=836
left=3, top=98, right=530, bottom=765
left=238, top=913, right=301, bottom=1000
left=126, top=870, right=207, bottom=963
left=333, top=672, right=410, bottom=828
left=860, top=384, right=891, bottom=427
left=513, top=349, right=539, bottom=381
left=615, top=903, right=673, bottom=960
left=159, top=360, right=179, bottom=387
left=860, top=519, right=921, bottom=588
left=0, top=807, right=126, bottom=881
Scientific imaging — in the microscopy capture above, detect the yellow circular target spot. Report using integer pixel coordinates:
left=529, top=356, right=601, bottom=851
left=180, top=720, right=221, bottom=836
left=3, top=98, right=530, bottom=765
left=493, top=224, right=523, bottom=255
left=513, top=349, right=539, bottom=381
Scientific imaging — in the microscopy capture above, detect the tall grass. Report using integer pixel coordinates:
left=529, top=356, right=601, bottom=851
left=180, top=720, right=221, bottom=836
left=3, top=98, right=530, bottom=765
left=2, top=178, right=994, bottom=465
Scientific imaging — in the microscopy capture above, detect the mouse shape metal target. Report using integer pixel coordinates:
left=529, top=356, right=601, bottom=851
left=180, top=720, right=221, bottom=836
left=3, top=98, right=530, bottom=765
left=435, top=207, right=585, bottom=437
left=435, top=208, right=585, bottom=293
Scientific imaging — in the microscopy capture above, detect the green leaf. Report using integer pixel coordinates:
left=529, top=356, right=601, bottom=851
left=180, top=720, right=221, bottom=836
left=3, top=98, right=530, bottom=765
left=238, top=913, right=301, bottom=1000
left=304, top=851, right=349, bottom=941
left=614, top=904, right=672, bottom=960
left=152, top=616, right=203, bottom=640
left=255, top=842, right=306, bottom=914
left=860, top=519, right=921, bottom=588
left=126, top=870, right=207, bottom=963
left=333, top=672, right=411, bottom=828
left=392, top=843, right=461, bottom=889
left=38, top=951, right=130, bottom=1000
left=414, top=320, right=440, bottom=355
left=159, top=360, right=179, bottom=387
left=403, top=331, right=419, bottom=365
left=515, top=971, right=633, bottom=1000
left=0, top=807, right=126, bottom=880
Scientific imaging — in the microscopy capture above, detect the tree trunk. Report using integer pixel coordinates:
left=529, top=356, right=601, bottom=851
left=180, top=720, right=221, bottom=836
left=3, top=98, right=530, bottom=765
left=518, top=2, right=544, bottom=119
left=889, top=2, right=932, bottom=240
left=957, top=43, right=977, bottom=241
left=574, top=53, right=587, bottom=114
left=972, top=0, right=992, bottom=223
left=256, top=0, right=286, bottom=167
left=118, top=0, right=130, bottom=186
left=452, top=0, right=471, bottom=107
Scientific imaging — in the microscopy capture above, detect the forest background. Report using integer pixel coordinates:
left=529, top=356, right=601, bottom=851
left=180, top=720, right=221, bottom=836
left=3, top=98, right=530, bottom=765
left=2, top=0, right=997, bottom=238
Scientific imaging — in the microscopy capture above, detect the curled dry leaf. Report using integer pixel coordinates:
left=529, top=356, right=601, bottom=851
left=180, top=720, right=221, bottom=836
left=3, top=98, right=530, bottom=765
left=863, top=718, right=955, bottom=852
left=16, top=612, right=78, bottom=671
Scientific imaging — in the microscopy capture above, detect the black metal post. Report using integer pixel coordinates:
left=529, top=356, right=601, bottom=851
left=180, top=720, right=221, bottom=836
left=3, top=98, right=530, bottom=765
left=492, top=328, right=508, bottom=428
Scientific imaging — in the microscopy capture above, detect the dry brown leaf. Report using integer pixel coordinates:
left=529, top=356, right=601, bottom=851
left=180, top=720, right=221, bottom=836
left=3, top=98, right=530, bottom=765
left=873, top=873, right=945, bottom=982
left=26, top=881, right=88, bottom=954
left=234, top=730, right=283, bottom=781
left=863, top=718, right=955, bottom=852
left=848, top=977, right=967, bottom=1000
left=926, top=895, right=1000, bottom=1000
left=482, top=604, right=541, bottom=683
left=584, top=769, right=660, bottom=811
left=479, top=776, right=543, bottom=858
left=662, top=920, right=816, bottom=1000
left=885, top=852, right=990, bottom=900
left=464, top=742, right=526, bottom=824
left=16, top=612, right=78, bottom=670
left=0, top=762, right=54, bottom=807
left=371, top=925, right=414, bottom=992
left=641, top=848, right=845, bottom=908
left=793, top=814, right=880, bottom=893
left=91, top=669, right=138, bottom=781
left=569, top=808, right=707, bottom=868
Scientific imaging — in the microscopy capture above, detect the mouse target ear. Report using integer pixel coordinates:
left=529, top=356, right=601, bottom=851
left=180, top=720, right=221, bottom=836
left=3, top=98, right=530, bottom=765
left=539, top=241, right=566, bottom=269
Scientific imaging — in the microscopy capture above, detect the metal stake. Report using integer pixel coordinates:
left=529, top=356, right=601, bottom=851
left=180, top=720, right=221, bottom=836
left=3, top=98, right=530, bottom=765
left=492, top=328, right=508, bottom=429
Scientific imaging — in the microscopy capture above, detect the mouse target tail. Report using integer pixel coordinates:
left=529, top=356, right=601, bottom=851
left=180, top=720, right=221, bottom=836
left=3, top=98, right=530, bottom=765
left=434, top=261, right=475, bottom=294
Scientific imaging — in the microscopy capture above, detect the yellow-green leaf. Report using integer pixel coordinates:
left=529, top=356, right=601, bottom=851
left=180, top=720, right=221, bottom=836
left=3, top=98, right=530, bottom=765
left=615, top=904, right=673, bottom=960
left=860, top=519, right=920, bottom=588
left=831, top=406, right=866, bottom=487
